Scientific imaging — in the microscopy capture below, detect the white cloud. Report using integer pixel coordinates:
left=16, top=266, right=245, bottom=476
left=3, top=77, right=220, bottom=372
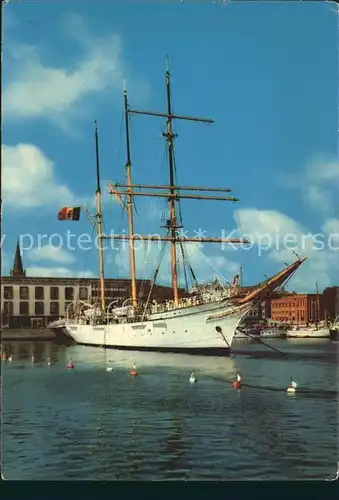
left=234, top=207, right=338, bottom=292
left=26, top=244, right=76, bottom=264
left=235, top=208, right=305, bottom=242
left=1, top=143, right=101, bottom=210
left=25, top=266, right=95, bottom=278
left=3, top=143, right=76, bottom=209
left=2, top=14, right=149, bottom=129
left=281, top=158, right=339, bottom=214
left=322, top=217, right=339, bottom=240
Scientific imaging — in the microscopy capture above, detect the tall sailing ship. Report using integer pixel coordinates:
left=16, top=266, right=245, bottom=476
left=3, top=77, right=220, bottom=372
left=62, top=62, right=306, bottom=355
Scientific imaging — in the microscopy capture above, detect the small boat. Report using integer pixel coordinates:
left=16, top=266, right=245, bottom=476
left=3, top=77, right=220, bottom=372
left=235, top=327, right=261, bottom=339
left=48, top=318, right=75, bottom=345
left=287, top=283, right=329, bottom=339
left=286, top=325, right=329, bottom=338
left=260, top=327, right=286, bottom=338
left=236, top=325, right=286, bottom=339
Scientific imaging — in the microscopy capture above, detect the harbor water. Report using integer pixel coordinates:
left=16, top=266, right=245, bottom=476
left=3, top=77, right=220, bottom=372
left=2, top=338, right=338, bottom=480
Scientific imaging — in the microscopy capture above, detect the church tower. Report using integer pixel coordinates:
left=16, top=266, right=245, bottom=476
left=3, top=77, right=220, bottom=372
left=10, top=239, right=26, bottom=277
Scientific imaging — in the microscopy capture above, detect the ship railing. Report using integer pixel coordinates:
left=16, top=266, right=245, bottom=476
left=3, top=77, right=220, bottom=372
left=150, top=291, right=231, bottom=315
left=106, top=300, right=120, bottom=325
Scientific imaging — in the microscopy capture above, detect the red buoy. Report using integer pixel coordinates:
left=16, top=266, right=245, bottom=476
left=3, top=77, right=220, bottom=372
left=232, top=373, right=242, bottom=389
left=232, top=380, right=241, bottom=389
left=2, top=352, right=7, bottom=360
left=66, top=360, right=74, bottom=369
left=129, top=363, right=138, bottom=376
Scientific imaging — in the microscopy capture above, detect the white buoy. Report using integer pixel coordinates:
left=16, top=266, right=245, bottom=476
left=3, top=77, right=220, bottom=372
left=106, top=367, right=113, bottom=372
left=189, top=370, right=197, bottom=383
left=47, top=357, right=52, bottom=366
left=8, top=355, right=12, bottom=362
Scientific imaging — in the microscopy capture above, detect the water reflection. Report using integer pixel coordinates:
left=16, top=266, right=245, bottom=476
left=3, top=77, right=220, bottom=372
left=2, top=340, right=338, bottom=480
left=123, top=416, right=143, bottom=479
left=3, top=341, right=53, bottom=364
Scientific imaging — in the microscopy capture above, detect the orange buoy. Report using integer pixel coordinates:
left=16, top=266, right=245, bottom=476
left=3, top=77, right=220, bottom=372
left=129, top=363, right=138, bottom=376
left=66, top=360, right=74, bottom=369
left=232, top=373, right=242, bottom=389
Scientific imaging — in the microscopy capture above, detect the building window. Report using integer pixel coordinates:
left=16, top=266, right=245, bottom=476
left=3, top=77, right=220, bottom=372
left=20, top=302, right=29, bottom=315
left=4, top=286, right=13, bottom=299
left=79, top=287, right=88, bottom=300
left=50, top=287, right=59, bottom=300
left=20, top=286, right=29, bottom=299
left=50, top=302, right=59, bottom=316
left=35, top=302, right=44, bottom=315
left=3, top=302, right=13, bottom=315
left=35, top=286, right=44, bottom=300
left=65, top=287, right=74, bottom=300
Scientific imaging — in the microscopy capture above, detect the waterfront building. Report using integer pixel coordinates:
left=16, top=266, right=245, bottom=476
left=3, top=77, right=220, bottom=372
left=270, top=292, right=332, bottom=324
left=1, top=242, right=184, bottom=329
left=322, top=286, right=339, bottom=321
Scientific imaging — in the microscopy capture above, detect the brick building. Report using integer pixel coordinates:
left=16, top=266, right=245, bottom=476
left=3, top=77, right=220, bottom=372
left=322, top=286, right=339, bottom=321
left=1, top=242, right=185, bottom=329
left=270, top=293, right=323, bottom=324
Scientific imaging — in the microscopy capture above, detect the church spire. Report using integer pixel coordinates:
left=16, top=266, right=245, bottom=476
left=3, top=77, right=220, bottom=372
left=10, top=239, right=26, bottom=277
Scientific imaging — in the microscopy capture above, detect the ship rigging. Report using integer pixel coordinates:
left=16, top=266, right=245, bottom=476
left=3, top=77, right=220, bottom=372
left=62, top=60, right=306, bottom=356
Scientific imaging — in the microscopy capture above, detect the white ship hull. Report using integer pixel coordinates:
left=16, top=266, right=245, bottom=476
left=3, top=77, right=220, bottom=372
left=286, top=327, right=329, bottom=338
left=65, top=301, right=252, bottom=356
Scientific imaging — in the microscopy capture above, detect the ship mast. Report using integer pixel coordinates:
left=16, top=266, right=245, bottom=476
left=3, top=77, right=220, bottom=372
left=316, top=282, right=320, bottom=325
left=123, top=83, right=138, bottom=309
left=94, top=121, right=105, bottom=312
left=164, top=59, right=180, bottom=304
left=105, top=61, right=249, bottom=301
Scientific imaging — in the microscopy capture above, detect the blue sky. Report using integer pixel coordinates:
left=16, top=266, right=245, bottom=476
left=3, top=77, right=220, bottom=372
left=2, top=1, right=338, bottom=292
